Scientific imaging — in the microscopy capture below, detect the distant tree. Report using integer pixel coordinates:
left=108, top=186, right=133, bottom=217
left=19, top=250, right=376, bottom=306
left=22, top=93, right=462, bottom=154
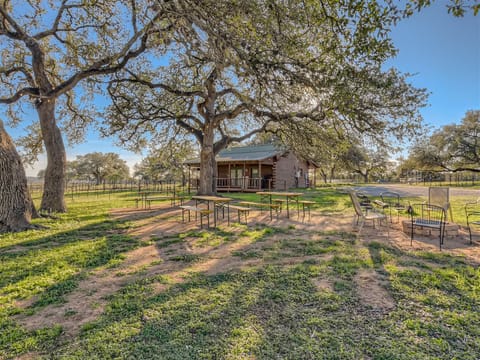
left=407, top=110, right=480, bottom=173
left=68, top=153, right=130, bottom=185
left=134, top=140, right=196, bottom=182
left=0, top=120, right=38, bottom=232
left=273, top=121, right=353, bottom=183
left=342, top=143, right=391, bottom=183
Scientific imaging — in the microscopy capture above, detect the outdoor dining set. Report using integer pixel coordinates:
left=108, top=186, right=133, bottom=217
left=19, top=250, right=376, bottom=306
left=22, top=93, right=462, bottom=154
left=349, top=187, right=480, bottom=250
left=178, top=191, right=316, bottom=228
left=132, top=188, right=480, bottom=248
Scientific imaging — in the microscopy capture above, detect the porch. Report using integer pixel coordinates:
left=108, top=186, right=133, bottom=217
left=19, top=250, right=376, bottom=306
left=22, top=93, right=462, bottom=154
left=189, top=176, right=287, bottom=193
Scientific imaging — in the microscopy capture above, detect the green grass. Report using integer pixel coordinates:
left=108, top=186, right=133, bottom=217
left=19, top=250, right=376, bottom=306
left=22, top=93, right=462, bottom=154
left=0, top=189, right=479, bottom=359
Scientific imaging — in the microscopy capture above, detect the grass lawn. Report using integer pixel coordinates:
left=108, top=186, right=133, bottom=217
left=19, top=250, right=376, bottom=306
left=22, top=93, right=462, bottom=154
left=0, top=189, right=479, bottom=359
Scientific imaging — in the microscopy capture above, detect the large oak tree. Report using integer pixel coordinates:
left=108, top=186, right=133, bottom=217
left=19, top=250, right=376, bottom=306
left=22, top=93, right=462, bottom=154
left=105, top=0, right=428, bottom=195
left=0, top=0, right=164, bottom=212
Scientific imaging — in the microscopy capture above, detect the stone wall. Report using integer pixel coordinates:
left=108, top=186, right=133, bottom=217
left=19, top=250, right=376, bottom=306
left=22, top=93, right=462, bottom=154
left=401, top=220, right=460, bottom=239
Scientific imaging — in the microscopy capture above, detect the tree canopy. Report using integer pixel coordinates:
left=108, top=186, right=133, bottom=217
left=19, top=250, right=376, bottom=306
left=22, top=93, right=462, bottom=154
left=406, top=110, right=480, bottom=173
left=68, top=152, right=130, bottom=185
left=134, top=140, right=195, bottom=182
left=104, top=0, right=429, bottom=194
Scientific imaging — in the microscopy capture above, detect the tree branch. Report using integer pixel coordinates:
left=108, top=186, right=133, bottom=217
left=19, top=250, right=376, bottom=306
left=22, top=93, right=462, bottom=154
left=0, top=87, right=39, bottom=104
left=48, top=12, right=169, bottom=98
left=0, top=5, right=27, bottom=40
left=0, top=66, right=35, bottom=86
left=176, top=117, right=203, bottom=143
left=112, top=71, right=206, bottom=98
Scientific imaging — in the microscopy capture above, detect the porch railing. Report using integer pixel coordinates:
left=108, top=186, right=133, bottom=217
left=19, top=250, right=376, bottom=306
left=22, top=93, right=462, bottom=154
left=190, top=177, right=275, bottom=191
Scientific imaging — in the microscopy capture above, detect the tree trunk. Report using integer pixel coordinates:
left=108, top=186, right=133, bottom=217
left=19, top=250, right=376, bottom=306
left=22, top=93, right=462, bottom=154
left=0, top=120, right=38, bottom=233
left=320, top=169, right=328, bottom=184
left=329, top=166, right=336, bottom=183
left=363, top=171, right=369, bottom=183
left=198, top=126, right=216, bottom=195
left=37, top=99, right=67, bottom=212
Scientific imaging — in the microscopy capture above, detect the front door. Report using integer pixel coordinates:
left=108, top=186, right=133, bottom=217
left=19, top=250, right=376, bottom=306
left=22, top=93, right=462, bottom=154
left=230, top=168, right=243, bottom=187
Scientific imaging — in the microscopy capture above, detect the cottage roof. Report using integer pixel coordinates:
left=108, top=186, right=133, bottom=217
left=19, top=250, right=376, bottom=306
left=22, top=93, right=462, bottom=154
left=185, top=144, right=285, bottom=165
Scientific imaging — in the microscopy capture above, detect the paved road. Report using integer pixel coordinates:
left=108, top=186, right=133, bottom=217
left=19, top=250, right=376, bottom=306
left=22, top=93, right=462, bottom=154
left=352, top=184, right=479, bottom=199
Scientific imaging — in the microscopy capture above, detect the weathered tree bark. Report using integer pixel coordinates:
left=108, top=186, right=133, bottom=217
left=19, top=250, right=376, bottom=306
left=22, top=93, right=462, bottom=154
left=198, top=125, right=217, bottom=195
left=37, top=99, right=67, bottom=212
left=0, top=120, right=38, bottom=233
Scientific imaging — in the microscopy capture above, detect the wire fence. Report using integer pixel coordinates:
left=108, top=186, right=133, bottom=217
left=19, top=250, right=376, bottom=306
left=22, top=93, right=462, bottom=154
left=28, top=179, right=189, bottom=200
left=27, top=170, right=480, bottom=200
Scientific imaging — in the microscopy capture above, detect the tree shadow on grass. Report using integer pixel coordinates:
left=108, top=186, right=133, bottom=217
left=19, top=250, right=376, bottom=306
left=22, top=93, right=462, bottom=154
left=0, top=216, right=142, bottom=299
left=365, top=241, right=480, bottom=359
left=47, top=265, right=343, bottom=359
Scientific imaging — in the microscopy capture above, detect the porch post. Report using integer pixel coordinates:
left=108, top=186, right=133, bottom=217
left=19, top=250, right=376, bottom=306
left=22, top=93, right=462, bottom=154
left=243, top=161, right=246, bottom=190
left=188, top=165, right=191, bottom=194
left=258, top=161, right=261, bottom=190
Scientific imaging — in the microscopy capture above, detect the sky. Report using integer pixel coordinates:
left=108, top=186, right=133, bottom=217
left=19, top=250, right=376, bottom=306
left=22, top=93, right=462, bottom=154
left=4, top=1, right=480, bottom=177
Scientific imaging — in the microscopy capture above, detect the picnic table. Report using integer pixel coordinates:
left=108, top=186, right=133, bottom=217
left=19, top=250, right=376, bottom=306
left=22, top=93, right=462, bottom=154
left=256, top=191, right=303, bottom=218
left=191, top=195, right=233, bottom=228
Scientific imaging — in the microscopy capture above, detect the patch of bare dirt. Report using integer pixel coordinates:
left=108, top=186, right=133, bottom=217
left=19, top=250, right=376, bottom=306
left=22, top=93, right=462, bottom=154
left=355, top=269, right=395, bottom=312
left=16, top=244, right=179, bottom=338
left=15, top=352, right=40, bottom=360
left=312, top=278, right=334, bottom=292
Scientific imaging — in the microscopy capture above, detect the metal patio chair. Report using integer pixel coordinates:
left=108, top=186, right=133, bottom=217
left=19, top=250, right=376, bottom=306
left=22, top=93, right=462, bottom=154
left=408, top=203, right=446, bottom=250
left=428, top=187, right=453, bottom=222
left=349, top=191, right=389, bottom=239
left=380, top=191, right=405, bottom=223
left=465, top=198, right=480, bottom=245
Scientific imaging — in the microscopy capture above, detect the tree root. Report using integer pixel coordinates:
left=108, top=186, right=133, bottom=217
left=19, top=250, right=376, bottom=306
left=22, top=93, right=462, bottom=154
left=0, top=222, right=48, bottom=234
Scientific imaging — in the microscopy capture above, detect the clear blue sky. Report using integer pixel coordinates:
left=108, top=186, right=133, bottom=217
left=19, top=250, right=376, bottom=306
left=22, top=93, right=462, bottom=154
left=385, top=2, right=479, bottom=129
left=5, top=2, right=479, bottom=176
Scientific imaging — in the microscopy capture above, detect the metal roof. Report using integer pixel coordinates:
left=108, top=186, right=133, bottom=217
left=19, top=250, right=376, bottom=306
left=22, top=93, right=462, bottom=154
left=185, top=144, right=285, bottom=165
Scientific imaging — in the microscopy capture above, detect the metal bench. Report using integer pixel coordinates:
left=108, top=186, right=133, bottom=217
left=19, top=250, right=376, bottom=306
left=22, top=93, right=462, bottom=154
left=272, top=198, right=288, bottom=212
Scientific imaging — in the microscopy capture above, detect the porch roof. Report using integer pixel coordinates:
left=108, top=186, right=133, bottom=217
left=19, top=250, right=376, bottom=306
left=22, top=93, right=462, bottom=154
left=185, top=144, right=285, bottom=165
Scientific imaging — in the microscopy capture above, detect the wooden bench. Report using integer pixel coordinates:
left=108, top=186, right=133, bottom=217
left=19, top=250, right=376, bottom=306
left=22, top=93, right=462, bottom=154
left=146, top=196, right=186, bottom=209
left=128, top=197, right=143, bottom=208
left=298, top=200, right=316, bottom=219
left=179, top=205, right=213, bottom=228
left=228, top=205, right=251, bottom=225
left=272, top=198, right=288, bottom=211
left=238, top=201, right=280, bottom=220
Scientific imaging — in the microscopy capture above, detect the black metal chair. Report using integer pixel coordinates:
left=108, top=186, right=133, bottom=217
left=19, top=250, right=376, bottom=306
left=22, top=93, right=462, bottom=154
left=408, top=203, right=446, bottom=250
left=465, top=199, right=480, bottom=244
left=380, top=191, right=405, bottom=223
